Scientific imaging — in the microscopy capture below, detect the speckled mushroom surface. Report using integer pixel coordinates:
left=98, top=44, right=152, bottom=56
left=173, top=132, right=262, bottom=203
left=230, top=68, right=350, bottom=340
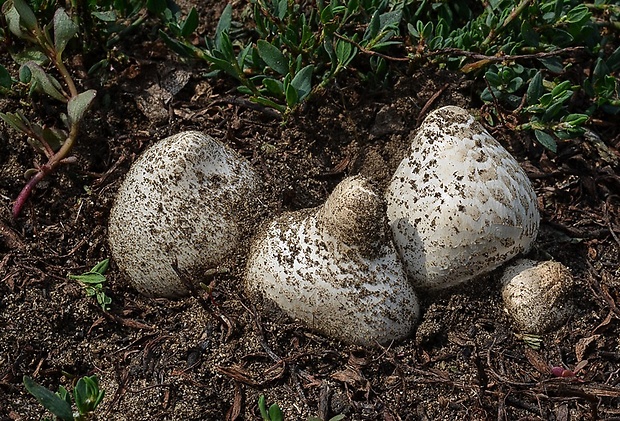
left=386, top=106, right=540, bottom=290
left=501, top=259, right=574, bottom=334
left=108, top=131, right=262, bottom=298
left=245, top=176, right=420, bottom=346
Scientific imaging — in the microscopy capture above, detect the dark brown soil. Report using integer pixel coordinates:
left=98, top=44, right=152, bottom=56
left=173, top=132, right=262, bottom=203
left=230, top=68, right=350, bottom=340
left=1, top=4, right=620, bottom=421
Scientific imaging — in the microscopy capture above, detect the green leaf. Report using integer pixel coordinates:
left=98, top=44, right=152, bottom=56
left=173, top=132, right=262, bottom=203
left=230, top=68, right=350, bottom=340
left=91, top=259, right=110, bottom=275
left=268, top=403, right=284, bottom=421
left=67, top=89, right=97, bottom=126
left=69, top=272, right=106, bottom=284
left=285, top=83, right=298, bottom=107
left=262, top=78, right=284, bottom=97
left=257, top=40, right=288, bottom=75
left=214, top=4, right=232, bottom=49
left=12, top=0, right=37, bottom=30
left=290, top=65, right=313, bottom=101
left=146, top=0, right=167, bottom=15
left=0, top=65, right=12, bottom=89
left=551, top=80, right=572, bottom=97
left=12, top=48, right=49, bottom=66
left=534, top=129, right=557, bottom=153
left=607, top=46, right=620, bottom=72
left=565, top=4, right=590, bottom=24
left=538, top=57, right=563, bottom=74
left=521, top=20, right=538, bottom=47
left=4, top=4, right=25, bottom=38
left=181, top=7, right=199, bottom=38
left=335, top=40, right=356, bottom=67
left=53, top=8, right=78, bottom=56
left=23, top=376, right=74, bottom=421
left=258, top=395, right=269, bottom=419
left=364, top=9, right=381, bottom=41
left=91, top=10, right=117, bottom=22
left=23, top=62, right=66, bottom=101
left=0, top=112, right=29, bottom=133
left=485, top=70, right=501, bottom=87
left=563, top=113, right=588, bottom=126
left=526, top=71, right=543, bottom=106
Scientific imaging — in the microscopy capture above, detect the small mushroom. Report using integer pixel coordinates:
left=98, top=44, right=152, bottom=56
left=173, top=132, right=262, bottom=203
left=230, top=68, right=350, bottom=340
left=501, top=259, right=574, bottom=334
left=386, top=106, right=540, bottom=290
left=108, top=131, right=262, bottom=298
left=245, top=176, right=420, bottom=346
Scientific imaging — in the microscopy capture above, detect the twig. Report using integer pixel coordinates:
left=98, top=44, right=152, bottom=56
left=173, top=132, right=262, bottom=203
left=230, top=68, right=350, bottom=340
left=426, top=46, right=585, bottom=63
left=481, top=0, right=533, bottom=49
left=416, top=83, right=449, bottom=126
left=333, top=33, right=409, bottom=62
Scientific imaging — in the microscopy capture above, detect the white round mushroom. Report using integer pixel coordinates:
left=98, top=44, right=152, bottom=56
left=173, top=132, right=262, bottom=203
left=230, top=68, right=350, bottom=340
left=501, top=259, right=574, bottom=333
left=245, top=176, right=420, bottom=346
left=109, top=131, right=263, bottom=298
left=386, top=106, right=540, bottom=290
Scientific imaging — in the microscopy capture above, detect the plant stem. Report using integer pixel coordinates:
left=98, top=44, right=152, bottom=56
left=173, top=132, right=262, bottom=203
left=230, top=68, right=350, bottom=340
left=13, top=119, right=79, bottom=218
left=481, top=0, right=532, bottom=50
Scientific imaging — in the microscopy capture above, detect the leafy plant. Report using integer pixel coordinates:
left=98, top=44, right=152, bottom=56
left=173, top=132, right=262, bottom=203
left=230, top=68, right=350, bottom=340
left=155, top=0, right=406, bottom=116
left=408, top=0, right=620, bottom=152
left=0, top=0, right=96, bottom=218
left=68, top=259, right=112, bottom=311
left=23, top=374, right=105, bottom=421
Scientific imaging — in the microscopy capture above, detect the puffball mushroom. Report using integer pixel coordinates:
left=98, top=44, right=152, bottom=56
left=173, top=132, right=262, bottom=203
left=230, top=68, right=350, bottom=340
left=501, top=259, right=574, bottom=334
left=386, top=106, right=540, bottom=290
left=108, top=131, right=262, bottom=298
left=245, top=176, right=420, bottom=346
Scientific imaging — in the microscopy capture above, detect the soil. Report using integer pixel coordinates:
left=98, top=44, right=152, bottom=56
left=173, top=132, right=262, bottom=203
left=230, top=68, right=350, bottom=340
left=1, top=4, right=620, bottom=421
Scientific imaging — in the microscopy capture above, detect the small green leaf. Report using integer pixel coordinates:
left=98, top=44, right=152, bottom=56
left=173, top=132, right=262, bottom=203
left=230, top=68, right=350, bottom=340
left=67, top=89, right=97, bottom=126
left=0, top=65, right=12, bottom=89
left=13, top=0, right=37, bottom=31
left=91, top=10, right=117, bottom=22
left=0, top=112, right=29, bottom=133
left=262, top=78, right=284, bottom=97
left=538, top=57, right=563, bottom=74
left=257, top=40, right=288, bottom=75
left=285, top=83, right=298, bottom=107
left=214, top=4, right=232, bottom=48
left=534, top=129, right=557, bottom=153
left=23, top=376, right=74, bottom=421
left=69, top=272, right=106, bottom=284
left=24, top=62, right=66, bottom=101
left=551, top=80, right=572, bottom=97
left=53, top=8, right=78, bottom=56
left=91, top=259, right=110, bottom=275
left=563, top=113, right=588, bottom=126
left=258, top=395, right=269, bottom=419
left=12, top=48, right=49, bottom=66
left=146, top=0, right=167, bottom=15
left=290, top=65, right=313, bottom=101
left=607, top=46, right=620, bottom=72
left=521, top=21, right=538, bottom=47
left=526, top=70, right=544, bottom=106
left=181, top=7, right=199, bottom=38
left=268, top=403, right=284, bottom=421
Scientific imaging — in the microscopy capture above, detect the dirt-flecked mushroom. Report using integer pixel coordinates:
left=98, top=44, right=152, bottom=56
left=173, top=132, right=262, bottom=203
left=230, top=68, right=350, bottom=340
left=501, top=259, right=574, bottom=333
left=108, top=131, right=262, bottom=298
left=386, top=106, right=540, bottom=290
left=245, top=176, right=420, bottom=346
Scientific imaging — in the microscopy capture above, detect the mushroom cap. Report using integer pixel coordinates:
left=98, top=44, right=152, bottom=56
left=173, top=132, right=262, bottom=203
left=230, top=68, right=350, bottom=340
left=109, top=131, right=262, bottom=298
left=501, top=259, right=574, bottom=333
left=386, top=106, right=540, bottom=290
left=245, top=176, right=419, bottom=346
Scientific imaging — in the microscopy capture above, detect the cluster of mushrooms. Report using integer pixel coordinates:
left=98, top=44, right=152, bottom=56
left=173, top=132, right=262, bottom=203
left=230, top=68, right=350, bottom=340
left=108, top=106, right=574, bottom=346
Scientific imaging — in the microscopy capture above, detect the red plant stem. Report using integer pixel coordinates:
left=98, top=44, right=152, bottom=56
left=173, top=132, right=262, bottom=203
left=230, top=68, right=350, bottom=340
left=12, top=123, right=79, bottom=218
